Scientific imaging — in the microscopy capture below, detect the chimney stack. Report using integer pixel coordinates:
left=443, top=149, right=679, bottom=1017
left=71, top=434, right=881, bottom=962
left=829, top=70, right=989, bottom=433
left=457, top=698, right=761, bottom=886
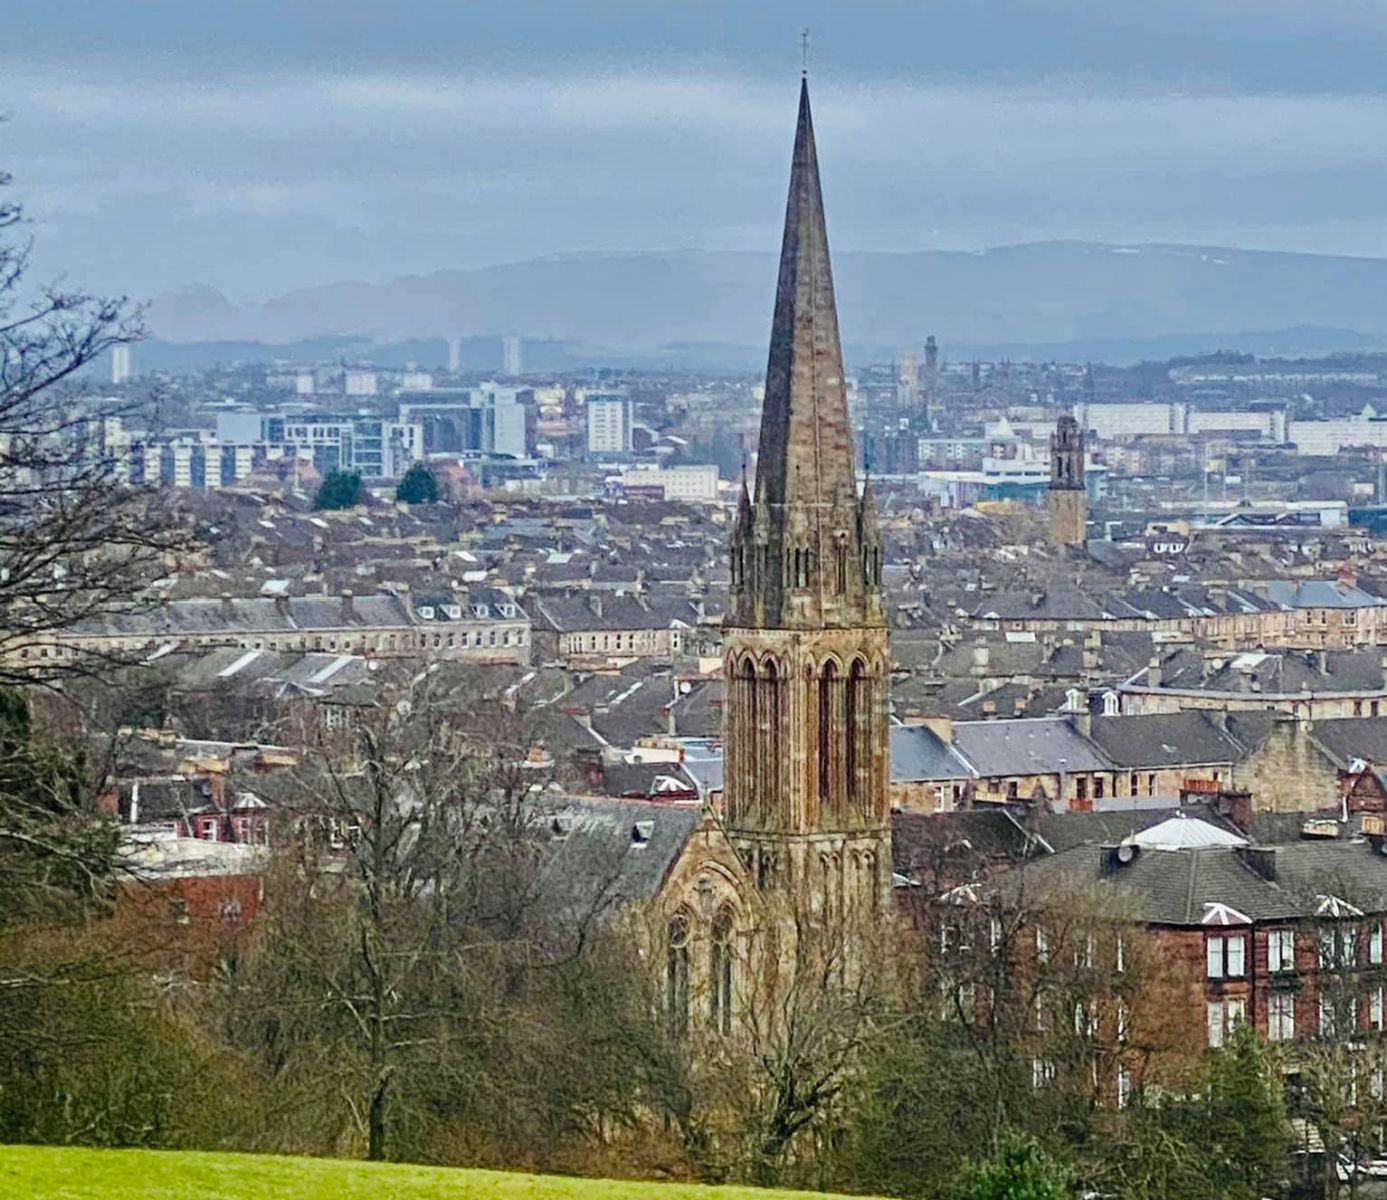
left=340, top=589, right=354, bottom=622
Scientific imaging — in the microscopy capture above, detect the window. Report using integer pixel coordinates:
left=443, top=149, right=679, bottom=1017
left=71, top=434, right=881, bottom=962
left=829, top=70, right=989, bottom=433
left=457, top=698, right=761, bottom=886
left=197, top=817, right=219, bottom=842
left=1074, top=1001, right=1096, bottom=1037
left=1208, top=998, right=1245, bottom=1048
left=1320, top=993, right=1352, bottom=1040
left=1073, top=934, right=1094, bottom=969
left=1116, top=935, right=1126, bottom=974
left=1321, top=926, right=1359, bottom=970
left=1207, top=934, right=1247, bottom=979
left=666, top=915, right=690, bottom=1039
left=1094, top=778, right=1106, bottom=800
left=1032, top=1058, right=1056, bottom=1089
left=1035, top=927, right=1050, bottom=964
left=989, top=917, right=1003, bottom=955
left=1076, top=777, right=1088, bottom=802
left=1268, top=929, right=1296, bottom=974
left=1117, top=1068, right=1133, bottom=1109
left=1373, top=988, right=1385, bottom=1032
left=710, top=910, right=734, bottom=1036
left=1269, top=992, right=1295, bottom=1042
left=1372, top=923, right=1384, bottom=965
left=1147, top=773, right=1157, bottom=796
left=1117, top=1000, right=1130, bottom=1043
left=1342, top=927, right=1359, bottom=966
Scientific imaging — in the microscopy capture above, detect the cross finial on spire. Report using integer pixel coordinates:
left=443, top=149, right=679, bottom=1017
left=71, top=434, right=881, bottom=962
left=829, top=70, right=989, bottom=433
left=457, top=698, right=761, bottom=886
left=801, top=27, right=810, bottom=77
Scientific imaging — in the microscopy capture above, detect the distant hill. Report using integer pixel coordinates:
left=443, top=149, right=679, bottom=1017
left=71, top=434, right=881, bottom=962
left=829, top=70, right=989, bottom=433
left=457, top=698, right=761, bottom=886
left=146, top=241, right=1387, bottom=368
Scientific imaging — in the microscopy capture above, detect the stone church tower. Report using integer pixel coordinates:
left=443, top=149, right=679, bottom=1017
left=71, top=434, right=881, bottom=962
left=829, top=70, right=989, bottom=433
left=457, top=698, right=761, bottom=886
left=722, top=80, right=892, bottom=921
left=1049, top=414, right=1087, bottom=548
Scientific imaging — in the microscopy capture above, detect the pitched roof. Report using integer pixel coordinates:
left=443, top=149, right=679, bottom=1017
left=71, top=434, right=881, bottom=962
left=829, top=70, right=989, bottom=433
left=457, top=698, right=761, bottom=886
left=951, top=717, right=1113, bottom=777
left=890, top=724, right=975, bottom=782
left=1085, top=711, right=1248, bottom=768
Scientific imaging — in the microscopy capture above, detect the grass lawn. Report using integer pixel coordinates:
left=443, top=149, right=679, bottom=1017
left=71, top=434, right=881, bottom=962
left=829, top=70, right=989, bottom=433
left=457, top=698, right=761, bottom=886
left=0, top=1145, right=874, bottom=1200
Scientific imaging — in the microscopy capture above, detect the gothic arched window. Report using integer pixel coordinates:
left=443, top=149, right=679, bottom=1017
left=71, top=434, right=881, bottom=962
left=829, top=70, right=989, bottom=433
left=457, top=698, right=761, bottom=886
left=666, top=913, right=690, bottom=1039
left=847, top=658, right=867, bottom=803
left=763, top=657, right=781, bottom=809
left=818, top=659, right=839, bottom=806
left=710, top=908, right=735, bottom=1036
left=741, top=656, right=758, bottom=822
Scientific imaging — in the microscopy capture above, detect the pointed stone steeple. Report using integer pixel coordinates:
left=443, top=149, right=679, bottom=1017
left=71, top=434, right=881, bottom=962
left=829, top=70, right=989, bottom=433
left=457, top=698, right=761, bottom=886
left=729, top=80, right=882, bottom=631
left=720, top=80, right=891, bottom=907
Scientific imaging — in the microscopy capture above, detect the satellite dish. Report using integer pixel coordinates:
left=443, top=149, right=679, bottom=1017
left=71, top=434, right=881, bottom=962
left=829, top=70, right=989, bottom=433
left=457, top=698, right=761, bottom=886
left=1116, top=843, right=1136, bottom=864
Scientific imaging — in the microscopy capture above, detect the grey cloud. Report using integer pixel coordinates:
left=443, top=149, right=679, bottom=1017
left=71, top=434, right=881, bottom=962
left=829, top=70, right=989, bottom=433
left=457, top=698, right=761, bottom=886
left=7, top=59, right=1387, bottom=299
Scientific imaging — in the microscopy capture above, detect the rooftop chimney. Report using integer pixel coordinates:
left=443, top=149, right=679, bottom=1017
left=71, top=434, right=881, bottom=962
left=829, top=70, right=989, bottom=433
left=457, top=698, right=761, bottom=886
left=340, top=589, right=354, bottom=622
left=1237, top=845, right=1277, bottom=882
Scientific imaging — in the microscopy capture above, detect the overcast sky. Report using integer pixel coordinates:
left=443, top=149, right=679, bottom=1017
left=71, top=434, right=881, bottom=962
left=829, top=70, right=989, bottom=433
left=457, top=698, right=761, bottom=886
left=10, top=1, right=1387, bottom=302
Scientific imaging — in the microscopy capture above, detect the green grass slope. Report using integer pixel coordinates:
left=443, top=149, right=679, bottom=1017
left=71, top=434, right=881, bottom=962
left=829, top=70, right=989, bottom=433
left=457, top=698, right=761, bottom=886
left=0, top=1146, right=876, bottom=1200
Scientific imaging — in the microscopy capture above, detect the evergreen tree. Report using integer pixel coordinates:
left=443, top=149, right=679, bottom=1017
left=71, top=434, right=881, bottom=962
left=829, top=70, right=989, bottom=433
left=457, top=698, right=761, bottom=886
left=953, top=1133, right=1072, bottom=1200
left=395, top=462, right=439, bottom=504
left=1197, top=1024, right=1289, bottom=1200
left=315, top=469, right=363, bottom=510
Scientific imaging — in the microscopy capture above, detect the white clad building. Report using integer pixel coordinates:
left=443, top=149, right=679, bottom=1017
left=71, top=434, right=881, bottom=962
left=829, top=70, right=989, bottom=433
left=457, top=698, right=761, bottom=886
left=344, top=370, right=378, bottom=397
left=586, top=394, right=633, bottom=454
left=1075, top=401, right=1180, bottom=438
left=624, top=464, right=720, bottom=503
left=1288, top=417, right=1387, bottom=456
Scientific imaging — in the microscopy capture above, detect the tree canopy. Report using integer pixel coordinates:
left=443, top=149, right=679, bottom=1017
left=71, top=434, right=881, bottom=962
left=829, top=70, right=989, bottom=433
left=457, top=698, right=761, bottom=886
left=396, top=462, right=439, bottom=504
left=315, top=469, right=363, bottom=510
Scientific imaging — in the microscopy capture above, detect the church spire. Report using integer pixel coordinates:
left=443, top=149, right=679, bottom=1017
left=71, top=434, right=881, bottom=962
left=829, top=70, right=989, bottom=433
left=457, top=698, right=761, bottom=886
left=754, top=79, right=858, bottom=516
left=730, top=80, right=881, bottom=631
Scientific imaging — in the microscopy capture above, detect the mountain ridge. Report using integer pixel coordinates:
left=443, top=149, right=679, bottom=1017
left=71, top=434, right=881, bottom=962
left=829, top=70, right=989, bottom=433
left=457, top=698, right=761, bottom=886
left=146, top=240, right=1387, bottom=357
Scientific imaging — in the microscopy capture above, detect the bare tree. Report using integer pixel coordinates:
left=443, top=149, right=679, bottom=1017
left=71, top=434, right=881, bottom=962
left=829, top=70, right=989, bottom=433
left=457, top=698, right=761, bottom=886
left=0, top=157, right=195, bottom=957
left=0, top=163, right=188, bottom=688
left=228, top=670, right=629, bottom=1161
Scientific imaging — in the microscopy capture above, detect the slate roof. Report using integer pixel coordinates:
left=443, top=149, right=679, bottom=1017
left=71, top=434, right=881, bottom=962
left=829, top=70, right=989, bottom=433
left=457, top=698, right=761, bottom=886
left=1027, top=803, right=1239, bottom=855
left=1085, top=711, right=1250, bottom=768
left=537, top=797, right=702, bottom=913
left=891, top=724, right=976, bottom=782
left=532, top=594, right=697, bottom=634
left=891, top=809, right=1032, bottom=880
left=951, top=717, right=1113, bottom=777
left=980, top=837, right=1387, bottom=926
left=67, top=592, right=415, bottom=637
left=1310, top=718, right=1387, bottom=769
left=1266, top=580, right=1387, bottom=611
